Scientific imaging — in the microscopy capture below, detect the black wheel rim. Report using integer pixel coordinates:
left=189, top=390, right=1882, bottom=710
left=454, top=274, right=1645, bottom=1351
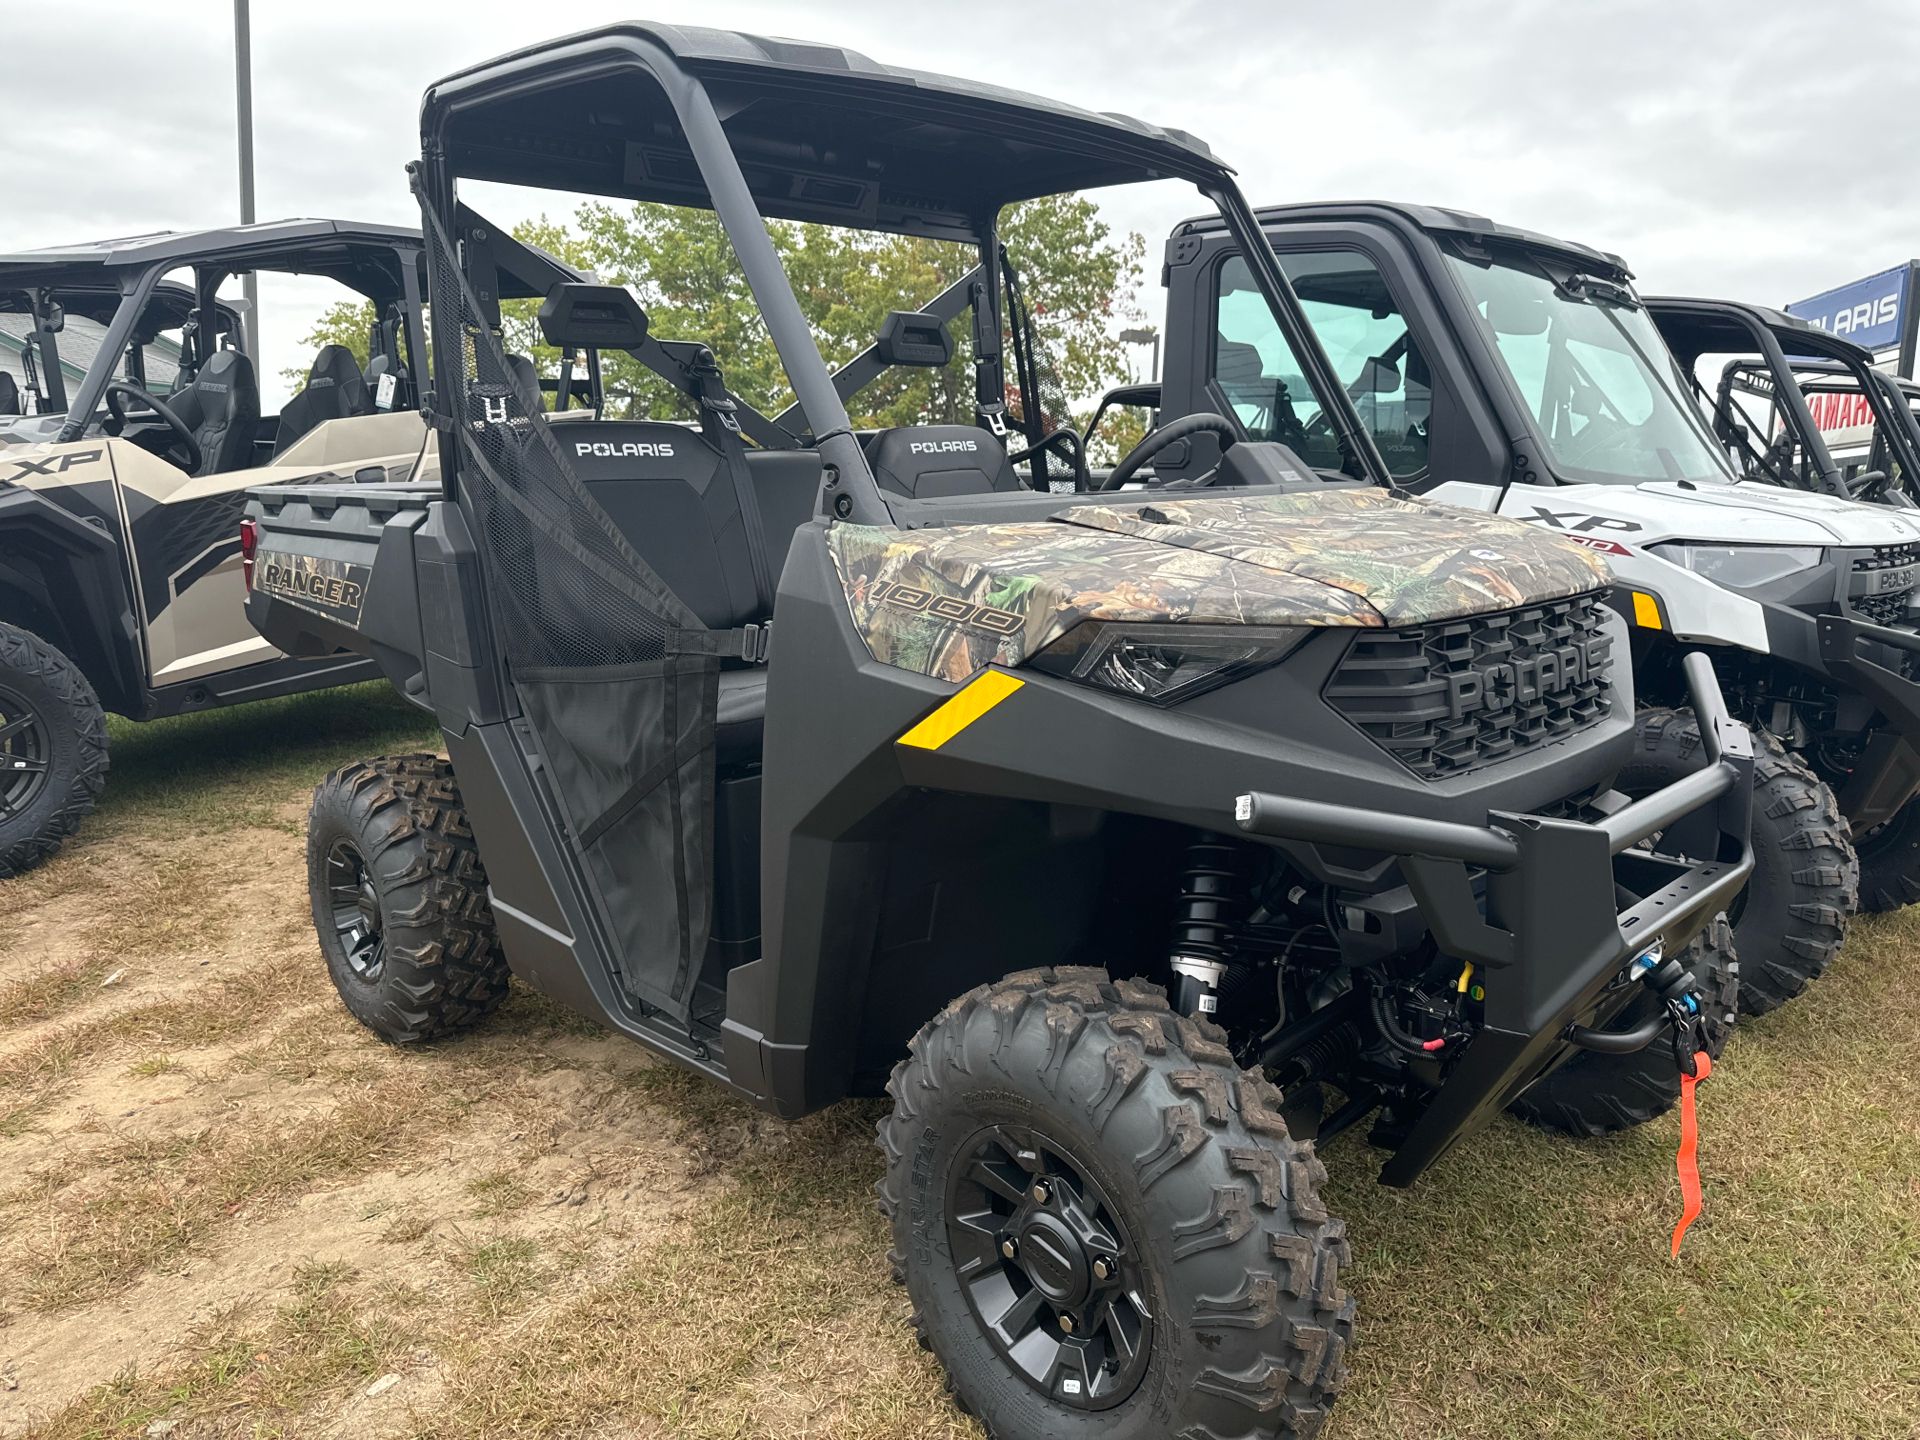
left=0, top=682, right=52, bottom=823
left=945, top=1124, right=1153, bottom=1411
left=325, top=837, right=385, bottom=982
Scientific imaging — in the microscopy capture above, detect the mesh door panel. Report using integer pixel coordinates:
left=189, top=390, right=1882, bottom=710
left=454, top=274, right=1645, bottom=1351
left=423, top=206, right=719, bottom=1017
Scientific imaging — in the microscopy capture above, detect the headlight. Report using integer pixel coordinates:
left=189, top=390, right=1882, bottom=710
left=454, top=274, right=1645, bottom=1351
left=1026, top=623, right=1311, bottom=705
left=1649, top=543, right=1824, bottom=589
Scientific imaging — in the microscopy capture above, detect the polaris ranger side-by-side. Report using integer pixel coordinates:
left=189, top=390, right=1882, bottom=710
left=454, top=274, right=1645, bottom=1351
left=1144, top=201, right=1896, bottom=1020
left=0, top=222, right=440, bottom=874
left=245, top=27, right=1752, bottom=1438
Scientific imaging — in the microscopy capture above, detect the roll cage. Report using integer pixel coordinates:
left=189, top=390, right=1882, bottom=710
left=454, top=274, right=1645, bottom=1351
left=1645, top=296, right=1920, bottom=504
left=413, top=21, right=1391, bottom=520
left=0, top=222, right=429, bottom=441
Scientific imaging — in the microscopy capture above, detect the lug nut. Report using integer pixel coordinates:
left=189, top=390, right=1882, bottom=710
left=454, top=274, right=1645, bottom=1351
left=1092, top=1258, right=1110, bottom=1281
left=1001, top=1239, right=1017, bottom=1259
left=1030, top=1181, right=1050, bottom=1204
left=1058, top=1313, right=1073, bottom=1333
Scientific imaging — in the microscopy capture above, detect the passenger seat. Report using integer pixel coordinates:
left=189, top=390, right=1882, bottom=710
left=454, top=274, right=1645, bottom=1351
left=273, top=345, right=372, bottom=455
left=866, top=424, right=1023, bottom=498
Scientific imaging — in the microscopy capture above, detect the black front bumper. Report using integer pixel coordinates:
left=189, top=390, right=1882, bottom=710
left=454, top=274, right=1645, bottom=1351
left=1236, top=653, right=1755, bottom=1186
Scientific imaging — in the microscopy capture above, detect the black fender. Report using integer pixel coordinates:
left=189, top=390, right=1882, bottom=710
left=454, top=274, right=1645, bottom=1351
left=0, top=484, right=143, bottom=714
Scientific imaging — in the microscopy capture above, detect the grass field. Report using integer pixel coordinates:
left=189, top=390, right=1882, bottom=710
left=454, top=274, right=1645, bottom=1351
left=1, top=683, right=1916, bottom=1439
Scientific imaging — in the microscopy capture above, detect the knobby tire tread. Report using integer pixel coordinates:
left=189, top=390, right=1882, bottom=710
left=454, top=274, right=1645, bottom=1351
left=1622, top=709, right=1855, bottom=1016
left=307, top=753, right=509, bottom=1042
left=876, top=966, right=1353, bottom=1440
left=0, top=622, right=108, bottom=878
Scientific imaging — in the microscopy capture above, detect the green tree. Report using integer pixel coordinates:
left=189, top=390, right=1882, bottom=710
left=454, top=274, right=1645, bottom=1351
left=504, top=194, right=1143, bottom=439
left=281, top=299, right=376, bottom=390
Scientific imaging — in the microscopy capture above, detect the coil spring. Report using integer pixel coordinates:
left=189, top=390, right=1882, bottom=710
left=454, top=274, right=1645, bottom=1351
left=1169, top=833, right=1242, bottom=965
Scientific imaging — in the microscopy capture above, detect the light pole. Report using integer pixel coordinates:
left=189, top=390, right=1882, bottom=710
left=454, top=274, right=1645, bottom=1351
left=234, top=0, right=258, bottom=357
left=1119, top=326, right=1159, bottom=384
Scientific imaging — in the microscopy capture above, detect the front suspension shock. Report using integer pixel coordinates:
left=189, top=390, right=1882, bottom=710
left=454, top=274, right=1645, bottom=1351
left=1168, top=833, right=1242, bottom=1017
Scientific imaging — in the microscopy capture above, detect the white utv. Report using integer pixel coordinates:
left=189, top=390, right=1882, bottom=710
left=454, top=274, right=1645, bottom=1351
left=1146, top=202, right=1911, bottom=1020
left=0, top=219, right=578, bottom=875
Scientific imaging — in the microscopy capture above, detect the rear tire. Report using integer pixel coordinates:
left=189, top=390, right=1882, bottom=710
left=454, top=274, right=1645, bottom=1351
left=878, top=966, right=1353, bottom=1440
left=306, top=753, right=509, bottom=1043
left=1617, top=709, right=1854, bottom=1016
left=1854, top=796, right=1920, bottom=914
left=0, top=622, right=109, bottom=878
left=1509, top=915, right=1738, bottom=1137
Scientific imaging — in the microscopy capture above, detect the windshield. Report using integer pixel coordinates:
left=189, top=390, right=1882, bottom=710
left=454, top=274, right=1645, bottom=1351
left=1445, top=250, right=1736, bottom=486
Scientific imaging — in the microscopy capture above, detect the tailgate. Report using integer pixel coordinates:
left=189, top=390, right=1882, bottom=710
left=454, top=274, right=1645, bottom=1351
left=244, top=480, right=438, bottom=683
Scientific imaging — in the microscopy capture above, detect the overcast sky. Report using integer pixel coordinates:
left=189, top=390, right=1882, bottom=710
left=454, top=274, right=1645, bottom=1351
left=10, top=0, right=1917, bottom=402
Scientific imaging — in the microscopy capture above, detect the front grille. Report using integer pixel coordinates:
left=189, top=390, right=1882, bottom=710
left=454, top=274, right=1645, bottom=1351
left=1851, top=590, right=1910, bottom=627
left=1849, top=544, right=1920, bottom=628
left=1324, top=593, right=1615, bottom=779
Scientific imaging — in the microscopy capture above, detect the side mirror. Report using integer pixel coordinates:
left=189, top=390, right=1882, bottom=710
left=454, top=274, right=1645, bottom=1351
left=875, top=310, right=955, bottom=367
left=537, top=283, right=649, bottom=350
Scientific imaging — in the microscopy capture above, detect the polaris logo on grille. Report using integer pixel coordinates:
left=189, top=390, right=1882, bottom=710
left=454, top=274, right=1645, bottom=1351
left=908, top=439, right=978, bottom=455
left=578, top=441, right=676, bottom=458
left=1445, top=642, right=1605, bottom=720
left=1325, top=598, right=1614, bottom=780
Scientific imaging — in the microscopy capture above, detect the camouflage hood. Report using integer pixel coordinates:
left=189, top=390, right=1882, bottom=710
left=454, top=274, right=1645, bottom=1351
left=829, top=488, right=1613, bottom=682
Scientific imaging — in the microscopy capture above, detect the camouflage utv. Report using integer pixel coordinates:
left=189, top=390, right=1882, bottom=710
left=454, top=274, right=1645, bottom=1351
left=243, top=24, right=1753, bottom=1439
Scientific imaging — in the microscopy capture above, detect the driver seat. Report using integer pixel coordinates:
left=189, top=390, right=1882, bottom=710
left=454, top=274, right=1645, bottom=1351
left=167, top=348, right=260, bottom=476
left=0, top=372, right=19, bottom=416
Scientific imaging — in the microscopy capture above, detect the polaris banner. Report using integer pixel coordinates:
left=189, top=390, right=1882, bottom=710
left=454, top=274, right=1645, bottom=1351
left=1787, top=264, right=1911, bottom=352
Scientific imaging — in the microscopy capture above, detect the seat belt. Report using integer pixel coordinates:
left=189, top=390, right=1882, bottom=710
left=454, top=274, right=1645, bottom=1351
left=682, top=347, right=776, bottom=618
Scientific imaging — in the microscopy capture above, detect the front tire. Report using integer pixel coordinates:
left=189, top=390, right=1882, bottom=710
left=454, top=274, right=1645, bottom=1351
left=0, top=622, right=109, bottom=878
left=878, top=966, right=1353, bottom=1440
left=1618, top=710, right=1855, bottom=1015
left=1510, top=915, right=1738, bottom=1137
left=306, top=754, right=509, bottom=1043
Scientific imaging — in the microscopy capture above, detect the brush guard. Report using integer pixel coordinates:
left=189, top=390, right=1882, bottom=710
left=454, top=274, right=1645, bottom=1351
left=1232, top=652, right=1754, bottom=1186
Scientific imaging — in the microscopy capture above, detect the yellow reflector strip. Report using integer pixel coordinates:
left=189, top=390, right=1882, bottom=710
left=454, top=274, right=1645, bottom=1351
left=1631, top=591, right=1662, bottom=629
left=897, top=669, right=1024, bottom=750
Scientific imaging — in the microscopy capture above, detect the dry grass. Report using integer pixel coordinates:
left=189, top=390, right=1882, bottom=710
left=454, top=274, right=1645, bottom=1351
left=5, top=684, right=1919, bottom=1439
left=0, top=959, right=113, bottom=1027
left=27, top=1263, right=420, bottom=1440
left=7, top=1066, right=449, bottom=1312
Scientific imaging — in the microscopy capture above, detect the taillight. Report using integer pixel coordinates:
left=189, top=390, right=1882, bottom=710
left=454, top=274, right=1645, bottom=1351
left=239, top=517, right=258, bottom=589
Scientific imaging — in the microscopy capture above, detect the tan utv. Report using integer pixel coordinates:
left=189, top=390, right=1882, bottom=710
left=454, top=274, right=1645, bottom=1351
left=0, top=219, right=566, bottom=874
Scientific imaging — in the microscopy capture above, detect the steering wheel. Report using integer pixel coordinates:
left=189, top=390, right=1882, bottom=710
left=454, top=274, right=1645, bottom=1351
left=104, top=382, right=201, bottom=474
left=1007, top=426, right=1090, bottom=491
left=1848, top=468, right=1893, bottom=502
left=1099, top=412, right=1239, bottom=491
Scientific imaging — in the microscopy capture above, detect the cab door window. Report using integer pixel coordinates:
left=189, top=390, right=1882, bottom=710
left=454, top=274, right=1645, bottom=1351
left=1212, top=249, right=1431, bottom=477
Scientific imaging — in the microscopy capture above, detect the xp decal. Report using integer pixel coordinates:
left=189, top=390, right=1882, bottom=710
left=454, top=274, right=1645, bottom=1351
left=5, top=450, right=104, bottom=480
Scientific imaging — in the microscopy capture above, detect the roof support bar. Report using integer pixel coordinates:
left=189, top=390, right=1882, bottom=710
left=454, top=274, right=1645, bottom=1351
left=660, top=55, right=891, bottom=523
left=1200, top=180, right=1392, bottom=487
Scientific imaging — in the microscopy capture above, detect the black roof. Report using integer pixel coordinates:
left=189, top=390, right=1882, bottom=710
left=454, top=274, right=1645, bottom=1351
left=1175, top=200, right=1633, bottom=280
left=1644, top=295, right=1877, bottom=366
left=0, top=219, right=422, bottom=294
left=422, top=22, right=1230, bottom=242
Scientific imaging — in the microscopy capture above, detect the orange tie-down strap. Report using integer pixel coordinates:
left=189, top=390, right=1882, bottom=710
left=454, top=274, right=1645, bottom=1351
left=1670, top=1051, right=1713, bottom=1259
